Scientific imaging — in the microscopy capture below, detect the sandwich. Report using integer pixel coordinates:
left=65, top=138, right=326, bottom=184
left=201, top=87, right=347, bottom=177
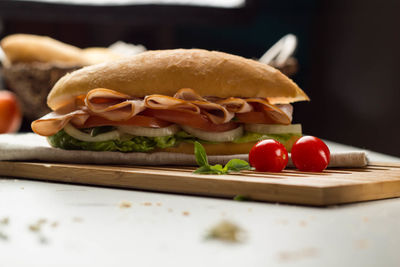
left=31, top=49, right=309, bottom=155
left=0, top=34, right=144, bottom=120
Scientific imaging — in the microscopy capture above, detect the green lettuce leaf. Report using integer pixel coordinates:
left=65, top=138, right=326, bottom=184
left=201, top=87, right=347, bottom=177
left=47, top=127, right=301, bottom=153
left=48, top=130, right=178, bottom=152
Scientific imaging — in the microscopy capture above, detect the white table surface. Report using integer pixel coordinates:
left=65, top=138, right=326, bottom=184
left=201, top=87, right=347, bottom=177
left=1, top=141, right=400, bottom=267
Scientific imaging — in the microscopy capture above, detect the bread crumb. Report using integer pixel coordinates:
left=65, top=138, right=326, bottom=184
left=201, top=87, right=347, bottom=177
left=29, top=224, right=41, bottom=232
left=156, top=202, right=162, bottom=206
left=182, top=211, right=190, bottom=216
left=142, top=202, right=152, bottom=206
left=168, top=208, right=173, bottom=212
left=51, top=222, right=59, bottom=228
left=0, top=217, right=9, bottom=225
left=278, top=247, right=319, bottom=262
left=119, top=201, right=132, bottom=208
left=29, top=218, right=47, bottom=232
left=207, top=220, right=244, bottom=243
left=27, top=219, right=51, bottom=245
left=299, top=220, right=307, bottom=227
left=0, top=231, right=8, bottom=241
left=72, top=217, right=83, bottom=223
left=354, top=239, right=369, bottom=249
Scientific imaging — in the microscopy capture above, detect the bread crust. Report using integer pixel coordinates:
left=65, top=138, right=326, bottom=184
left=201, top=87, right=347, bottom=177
left=47, top=49, right=309, bottom=110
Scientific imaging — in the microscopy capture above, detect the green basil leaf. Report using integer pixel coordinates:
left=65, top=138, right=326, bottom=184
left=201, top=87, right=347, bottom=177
left=193, top=165, right=213, bottom=174
left=209, top=164, right=225, bottom=174
left=192, top=141, right=252, bottom=175
left=194, top=163, right=227, bottom=174
left=194, top=141, right=209, bottom=167
left=224, top=159, right=252, bottom=172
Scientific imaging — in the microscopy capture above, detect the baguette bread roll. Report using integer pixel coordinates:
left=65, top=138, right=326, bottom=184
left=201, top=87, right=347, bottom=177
left=47, top=49, right=309, bottom=111
left=0, top=34, right=122, bottom=66
left=1, top=34, right=84, bottom=65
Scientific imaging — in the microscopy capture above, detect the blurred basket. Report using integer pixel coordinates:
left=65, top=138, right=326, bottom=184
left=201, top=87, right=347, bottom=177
left=1, top=62, right=80, bottom=120
left=269, top=56, right=298, bottom=77
left=259, top=34, right=299, bottom=77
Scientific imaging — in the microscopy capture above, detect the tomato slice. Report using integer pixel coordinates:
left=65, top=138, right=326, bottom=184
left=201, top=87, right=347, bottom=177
left=235, top=111, right=278, bottom=124
left=75, top=115, right=172, bottom=128
left=142, top=109, right=238, bottom=132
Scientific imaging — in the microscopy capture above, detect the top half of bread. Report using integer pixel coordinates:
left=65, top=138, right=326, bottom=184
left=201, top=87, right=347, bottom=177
left=47, top=49, right=309, bottom=111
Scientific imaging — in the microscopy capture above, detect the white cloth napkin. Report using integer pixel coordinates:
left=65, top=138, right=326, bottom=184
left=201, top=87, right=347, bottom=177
left=0, top=133, right=368, bottom=167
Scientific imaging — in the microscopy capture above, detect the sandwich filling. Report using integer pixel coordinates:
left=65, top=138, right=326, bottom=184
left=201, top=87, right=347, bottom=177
left=32, top=88, right=302, bottom=153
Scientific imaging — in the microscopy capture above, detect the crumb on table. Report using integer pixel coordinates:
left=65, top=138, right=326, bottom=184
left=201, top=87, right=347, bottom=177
left=207, top=220, right=244, bottom=243
left=119, top=201, right=132, bottom=208
left=0, top=217, right=9, bottom=225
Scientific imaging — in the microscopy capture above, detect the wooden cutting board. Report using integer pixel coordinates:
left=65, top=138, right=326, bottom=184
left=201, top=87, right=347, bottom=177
left=0, top=161, right=400, bottom=206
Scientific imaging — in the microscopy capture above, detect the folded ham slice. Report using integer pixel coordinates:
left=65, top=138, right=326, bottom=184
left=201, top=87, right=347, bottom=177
left=144, top=94, right=200, bottom=113
left=246, top=98, right=292, bottom=125
left=85, top=88, right=145, bottom=121
left=31, top=109, right=89, bottom=136
left=216, top=98, right=253, bottom=113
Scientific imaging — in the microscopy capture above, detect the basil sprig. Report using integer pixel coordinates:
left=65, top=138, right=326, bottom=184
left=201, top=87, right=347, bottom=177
left=193, top=141, right=252, bottom=175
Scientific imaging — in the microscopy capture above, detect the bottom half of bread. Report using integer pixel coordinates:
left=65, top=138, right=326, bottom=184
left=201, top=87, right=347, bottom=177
left=161, top=135, right=299, bottom=155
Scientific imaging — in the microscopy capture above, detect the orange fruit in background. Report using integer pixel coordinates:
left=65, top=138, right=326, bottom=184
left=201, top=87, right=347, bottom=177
left=0, top=90, right=22, bottom=133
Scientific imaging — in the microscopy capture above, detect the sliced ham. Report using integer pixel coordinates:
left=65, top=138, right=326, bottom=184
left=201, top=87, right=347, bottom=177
left=144, top=94, right=200, bottom=113
left=245, top=98, right=292, bottom=125
left=85, top=88, right=145, bottom=121
left=174, top=88, right=206, bottom=101
left=173, top=88, right=234, bottom=124
left=32, top=88, right=294, bottom=136
left=216, top=97, right=253, bottom=113
left=31, top=109, right=89, bottom=136
left=190, top=100, right=234, bottom=124
left=276, top=104, right=293, bottom=122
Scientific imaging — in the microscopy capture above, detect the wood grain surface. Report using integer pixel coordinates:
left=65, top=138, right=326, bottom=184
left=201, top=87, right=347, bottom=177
left=0, top=161, right=399, bottom=206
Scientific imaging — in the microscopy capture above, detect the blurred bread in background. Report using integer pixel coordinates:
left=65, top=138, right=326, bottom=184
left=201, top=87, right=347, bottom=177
left=0, top=34, right=146, bottom=120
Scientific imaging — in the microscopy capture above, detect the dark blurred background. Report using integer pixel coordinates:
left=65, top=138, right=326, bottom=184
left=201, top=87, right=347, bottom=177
left=0, top=0, right=399, bottom=156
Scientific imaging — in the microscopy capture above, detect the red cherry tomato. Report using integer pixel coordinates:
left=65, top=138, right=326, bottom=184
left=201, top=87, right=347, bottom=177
left=291, top=136, right=330, bottom=172
left=249, top=139, right=288, bottom=172
left=0, top=91, right=22, bottom=133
